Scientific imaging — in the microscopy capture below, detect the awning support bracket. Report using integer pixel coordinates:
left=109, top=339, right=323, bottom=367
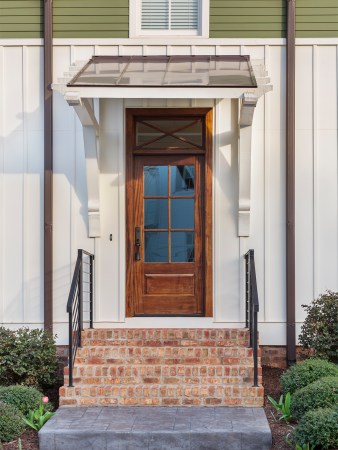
left=66, top=95, right=101, bottom=238
left=238, top=93, right=258, bottom=237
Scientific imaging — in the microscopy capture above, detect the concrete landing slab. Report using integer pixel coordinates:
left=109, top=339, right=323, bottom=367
left=39, top=407, right=272, bottom=450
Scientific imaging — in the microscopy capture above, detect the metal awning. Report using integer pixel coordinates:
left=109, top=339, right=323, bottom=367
left=52, top=54, right=272, bottom=239
left=68, top=55, right=257, bottom=88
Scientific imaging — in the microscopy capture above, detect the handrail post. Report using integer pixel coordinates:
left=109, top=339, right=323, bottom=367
left=253, top=308, right=259, bottom=387
left=67, top=249, right=95, bottom=388
left=78, top=250, right=83, bottom=348
left=90, top=254, right=94, bottom=329
left=244, top=249, right=260, bottom=387
left=245, top=253, right=249, bottom=329
left=68, top=309, right=73, bottom=387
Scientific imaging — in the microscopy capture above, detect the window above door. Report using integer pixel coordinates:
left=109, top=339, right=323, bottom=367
left=129, top=0, right=209, bottom=38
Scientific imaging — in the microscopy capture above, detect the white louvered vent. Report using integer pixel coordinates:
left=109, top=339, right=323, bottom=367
left=171, top=0, right=198, bottom=30
left=141, top=0, right=199, bottom=31
left=142, top=0, right=169, bottom=30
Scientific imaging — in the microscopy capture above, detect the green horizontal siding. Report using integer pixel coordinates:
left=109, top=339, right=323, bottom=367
left=0, top=1, right=43, bottom=38
left=210, top=0, right=286, bottom=38
left=53, top=0, right=128, bottom=38
left=296, top=0, right=338, bottom=37
left=2, top=0, right=338, bottom=40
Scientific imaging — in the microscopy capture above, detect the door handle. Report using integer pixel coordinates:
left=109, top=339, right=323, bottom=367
left=135, top=227, right=141, bottom=261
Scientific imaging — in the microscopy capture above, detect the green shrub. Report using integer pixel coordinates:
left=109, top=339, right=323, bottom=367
left=293, top=407, right=338, bottom=450
left=291, top=376, right=338, bottom=419
left=0, top=401, right=26, bottom=443
left=0, top=327, right=58, bottom=388
left=281, top=358, right=338, bottom=394
left=0, top=385, right=53, bottom=416
left=299, top=291, right=338, bottom=362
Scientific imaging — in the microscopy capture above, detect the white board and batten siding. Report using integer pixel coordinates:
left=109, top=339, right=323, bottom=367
left=0, top=39, right=337, bottom=346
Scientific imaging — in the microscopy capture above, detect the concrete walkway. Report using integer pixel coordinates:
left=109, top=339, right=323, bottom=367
left=39, top=406, right=272, bottom=450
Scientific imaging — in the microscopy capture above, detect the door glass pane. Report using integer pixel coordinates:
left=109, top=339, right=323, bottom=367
left=145, top=199, right=168, bottom=229
left=171, top=199, right=194, bottom=229
left=171, top=232, right=194, bottom=262
left=171, top=165, right=195, bottom=196
left=145, top=232, right=168, bottom=262
left=144, top=166, right=168, bottom=196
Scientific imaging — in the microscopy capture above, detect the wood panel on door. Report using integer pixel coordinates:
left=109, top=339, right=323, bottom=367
left=126, top=108, right=213, bottom=317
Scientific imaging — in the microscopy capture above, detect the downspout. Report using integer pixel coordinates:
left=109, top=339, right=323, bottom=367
left=44, top=0, right=53, bottom=332
left=286, top=0, right=296, bottom=365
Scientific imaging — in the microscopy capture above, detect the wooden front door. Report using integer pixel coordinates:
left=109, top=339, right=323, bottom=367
left=126, top=109, right=212, bottom=317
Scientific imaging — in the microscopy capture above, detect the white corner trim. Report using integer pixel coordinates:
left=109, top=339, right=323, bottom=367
left=238, top=94, right=258, bottom=237
left=69, top=98, right=101, bottom=238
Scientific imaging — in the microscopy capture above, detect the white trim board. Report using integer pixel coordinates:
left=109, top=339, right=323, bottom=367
left=1, top=38, right=338, bottom=48
left=53, top=38, right=286, bottom=46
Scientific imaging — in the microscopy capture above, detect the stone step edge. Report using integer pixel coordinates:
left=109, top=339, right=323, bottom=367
left=59, top=398, right=265, bottom=407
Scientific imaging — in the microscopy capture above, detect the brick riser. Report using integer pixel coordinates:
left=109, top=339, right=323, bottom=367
left=59, top=329, right=263, bottom=407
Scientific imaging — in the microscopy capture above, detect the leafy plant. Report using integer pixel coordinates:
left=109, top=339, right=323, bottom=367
left=292, top=407, right=338, bottom=450
left=0, top=401, right=26, bottom=443
left=291, top=376, right=338, bottom=419
left=0, top=327, right=58, bottom=388
left=280, top=358, right=338, bottom=394
left=295, top=444, right=313, bottom=450
left=268, top=392, right=293, bottom=421
left=0, top=385, right=52, bottom=416
left=23, top=397, right=55, bottom=431
left=299, top=291, right=338, bottom=362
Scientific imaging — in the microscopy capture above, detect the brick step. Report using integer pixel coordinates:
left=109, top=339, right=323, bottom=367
left=75, top=345, right=258, bottom=360
left=59, top=384, right=264, bottom=407
left=74, top=357, right=260, bottom=367
left=60, top=328, right=263, bottom=408
left=81, top=328, right=250, bottom=347
left=64, top=364, right=262, bottom=380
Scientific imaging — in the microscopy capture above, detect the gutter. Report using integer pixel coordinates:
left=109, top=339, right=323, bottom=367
left=286, top=0, right=296, bottom=365
left=44, top=0, right=53, bottom=332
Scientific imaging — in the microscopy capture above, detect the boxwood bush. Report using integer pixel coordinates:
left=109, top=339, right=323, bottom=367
left=299, top=291, right=338, bottom=362
left=0, top=385, right=53, bottom=416
left=291, top=376, right=338, bottom=419
left=293, top=407, right=338, bottom=450
left=0, top=327, right=58, bottom=388
left=280, top=358, right=338, bottom=394
left=0, top=401, right=26, bottom=443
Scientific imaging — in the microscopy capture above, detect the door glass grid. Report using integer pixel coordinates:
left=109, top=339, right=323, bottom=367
left=144, top=164, right=195, bottom=263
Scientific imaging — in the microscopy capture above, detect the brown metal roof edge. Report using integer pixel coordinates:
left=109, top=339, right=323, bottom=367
left=44, top=0, right=53, bottom=332
left=286, top=0, right=296, bottom=365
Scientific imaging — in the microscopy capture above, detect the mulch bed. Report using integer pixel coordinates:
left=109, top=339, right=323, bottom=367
left=2, top=429, right=39, bottom=450
left=263, top=366, right=294, bottom=450
left=2, top=367, right=290, bottom=450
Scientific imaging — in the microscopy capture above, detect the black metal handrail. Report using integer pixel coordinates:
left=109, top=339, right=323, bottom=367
left=245, top=249, right=260, bottom=387
left=67, top=249, right=94, bottom=387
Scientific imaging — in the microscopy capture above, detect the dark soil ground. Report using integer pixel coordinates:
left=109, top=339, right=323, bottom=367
left=2, top=367, right=290, bottom=450
left=263, top=366, right=294, bottom=450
